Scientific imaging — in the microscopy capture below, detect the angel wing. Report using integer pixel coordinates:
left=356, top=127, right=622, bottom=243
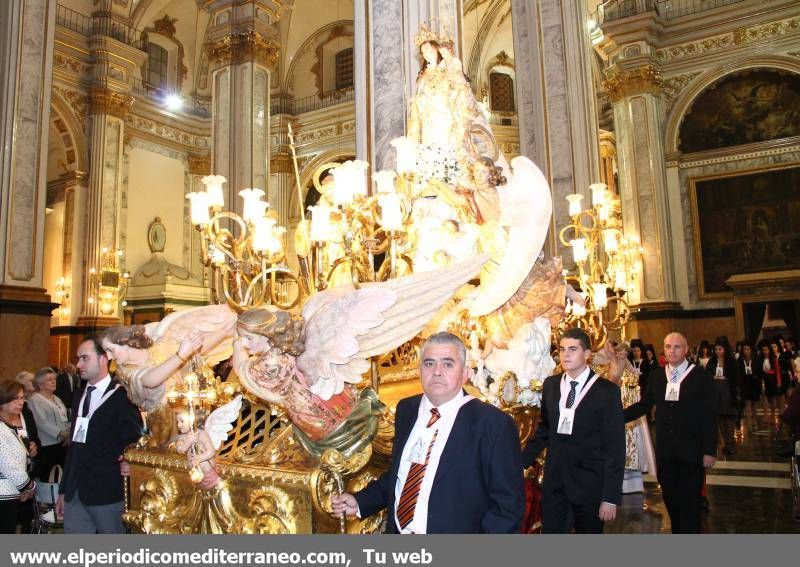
left=145, top=304, right=237, bottom=366
left=203, top=394, right=243, bottom=450
left=296, top=255, right=486, bottom=400
left=469, top=156, right=552, bottom=317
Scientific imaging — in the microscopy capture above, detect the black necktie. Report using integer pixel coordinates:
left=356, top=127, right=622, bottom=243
left=566, top=380, right=578, bottom=408
left=81, top=385, right=96, bottom=417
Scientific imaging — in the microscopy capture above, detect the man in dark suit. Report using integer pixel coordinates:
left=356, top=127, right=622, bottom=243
left=55, top=363, right=81, bottom=410
left=522, top=327, right=625, bottom=533
left=624, top=332, right=717, bottom=533
left=332, top=332, right=523, bottom=533
left=55, top=337, right=142, bottom=533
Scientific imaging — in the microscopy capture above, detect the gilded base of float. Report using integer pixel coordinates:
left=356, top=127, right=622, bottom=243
left=123, top=387, right=536, bottom=534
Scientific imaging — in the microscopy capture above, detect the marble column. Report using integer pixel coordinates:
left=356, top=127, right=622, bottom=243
left=186, top=154, right=211, bottom=284
left=605, top=63, right=679, bottom=309
left=510, top=0, right=601, bottom=257
left=0, top=0, right=57, bottom=377
left=76, top=87, right=134, bottom=327
left=204, top=1, right=281, bottom=216
left=61, top=171, right=88, bottom=328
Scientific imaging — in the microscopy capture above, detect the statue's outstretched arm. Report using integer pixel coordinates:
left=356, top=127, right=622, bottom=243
left=138, top=333, right=202, bottom=389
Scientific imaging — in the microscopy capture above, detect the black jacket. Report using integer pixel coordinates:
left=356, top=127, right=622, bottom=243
left=625, top=364, right=717, bottom=464
left=523, top=370, right=625, bottom=506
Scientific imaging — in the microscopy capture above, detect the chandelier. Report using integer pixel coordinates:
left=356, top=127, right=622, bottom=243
left=87, top=247, right=131, bottom=316
left=558, top=183, right=642, bottom=346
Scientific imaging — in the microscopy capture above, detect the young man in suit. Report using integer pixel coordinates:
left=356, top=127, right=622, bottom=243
left=332, top=332, right=524, bottom=533
left=623, top=332, right=717, bottom=533
left=522, top=327, right=625, bottom=533
left=55, top=337, right=142, bottom=534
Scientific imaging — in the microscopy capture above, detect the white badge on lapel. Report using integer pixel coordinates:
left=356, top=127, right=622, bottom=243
left=408, top=428, right=434, bottom=464
left=665, top=383, right=680, bottom=401
left=557, top=408, right=575, bottom=435
left=72, top=417, right=89, bottom=443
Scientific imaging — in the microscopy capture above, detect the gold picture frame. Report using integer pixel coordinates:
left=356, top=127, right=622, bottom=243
left=689, top=163, right=800, bottom=300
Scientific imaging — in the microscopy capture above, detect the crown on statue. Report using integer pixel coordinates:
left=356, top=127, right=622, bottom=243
left=414, top=24, right=440, bottom=47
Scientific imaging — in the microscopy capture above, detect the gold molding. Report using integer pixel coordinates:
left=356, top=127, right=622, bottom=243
left=270, top=154, right=292, bottom=174
left=603, top=65, right=663, bottom=103
left=187, top=153, right=211, bottom=175
left=205, top=31, right=280, bottom=70
left=89, top=86, right=135, bottom=118
left=689, top=162, right=800, bottom=301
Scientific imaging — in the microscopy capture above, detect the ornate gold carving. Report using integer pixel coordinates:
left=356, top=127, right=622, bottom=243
left=657, top=16, right=800, bottom=63
left=205, top=31, right=280, bottom=70
left=270, top=153, right=293, bottom=174
left=603, top=65, right=663, bottom=103
left=53, top=87, right=89, bottom=125
left=662, top=71, right=703, bottom=112
left=153, top=15, right=178, bottom=38
left=54, top=53, right=92, bottom=76
left=89, top=86, right=134, bottom=118
left=294, top=120, right=356, bottom=145
left=124, top=114, right=211, bottom=151
left=187, top=153, right=212, bottom=176
left=242, top=486, right=297, bottom=533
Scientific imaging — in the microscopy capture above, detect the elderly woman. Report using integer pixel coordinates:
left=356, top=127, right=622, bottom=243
left=27, top=367, right=70, bottom=480
left=0, top=381, right=37, bottom=533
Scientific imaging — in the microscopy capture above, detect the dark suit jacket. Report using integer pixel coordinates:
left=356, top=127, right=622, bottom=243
left=706, top=357, right=739, bottom=401
left=522, top=370, right=625, bottom=506
left=60, top=379, right=142, bottom=506
left=354, top=394, right=524, bottom=533
left=625, top=364, right=717, bottom=465
left=55, top=372, right=81, bottom=410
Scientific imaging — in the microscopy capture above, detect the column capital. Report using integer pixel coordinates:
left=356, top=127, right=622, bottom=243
left=270, top=154, right=293, bottom=174
left=205, top=30, right=280, bottom=70
left=602, top=64, right=663, bottom=103
left=187, top=153, right=212, bottom=176
left=89, top=86, right=135, bottom=118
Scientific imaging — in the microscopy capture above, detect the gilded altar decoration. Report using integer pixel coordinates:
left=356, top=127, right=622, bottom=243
left=122, top=23, right=639, bottom=533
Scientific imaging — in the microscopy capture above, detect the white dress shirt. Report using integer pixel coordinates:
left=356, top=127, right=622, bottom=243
left=393, top=390, right=472, bottom=534
left=559, top=365, right=593, bottom=408
left=77, top=375, right=112, bottom=418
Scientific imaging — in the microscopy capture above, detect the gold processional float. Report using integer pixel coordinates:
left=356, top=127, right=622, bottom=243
left=119, top=26, right=642, bottom=534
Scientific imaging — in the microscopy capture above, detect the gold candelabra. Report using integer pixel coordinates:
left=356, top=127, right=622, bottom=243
left=186, top=177, right=300, bottom=312
left=558, top=183, right=642, bottom=347
left=87, top=247, right=130, bottom=317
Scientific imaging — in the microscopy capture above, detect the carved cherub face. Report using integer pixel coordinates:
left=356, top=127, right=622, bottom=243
left=439, top=43, right=454, bottom=62
left=471, top=161, right=491, bottom=187
left=239, top=330, right=271, bottom=356
left=176, top=411, right=194, bottom=434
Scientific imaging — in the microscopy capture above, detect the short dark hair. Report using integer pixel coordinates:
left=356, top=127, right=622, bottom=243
left=561, top=327, right=591, bottom=351
left=81, top=336, right=107, bottom=358
left=0, top=380, right=24, bottom=405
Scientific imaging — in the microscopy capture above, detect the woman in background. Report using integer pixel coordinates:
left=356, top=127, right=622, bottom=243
left=737, top=342, right=765, bottom=431
left=707, top=341, right=739, bottom=455
left=0, top=381, right=36, bottom=533
left=757, top=340, right=780, bottom=425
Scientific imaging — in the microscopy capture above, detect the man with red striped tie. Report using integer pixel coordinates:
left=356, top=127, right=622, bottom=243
left=332, top=332, right=524, bottom=533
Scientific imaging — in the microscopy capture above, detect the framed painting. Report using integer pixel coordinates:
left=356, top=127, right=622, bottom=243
left=689, top=164, right=800, bottom=299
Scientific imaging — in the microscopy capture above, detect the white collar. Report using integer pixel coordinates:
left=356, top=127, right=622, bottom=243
left=666, top=359, right=690, bottom=376
left=421, top=389, right=466, bottom=418
left=87, top=374, right=112, bottom=394
left=564, top=365, right=592, bottom=391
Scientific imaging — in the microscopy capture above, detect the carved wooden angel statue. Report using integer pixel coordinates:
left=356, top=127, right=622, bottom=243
left=175, top=395, right=242, bottom=490
left=102, top=304, right=237, bottom=445
left=232, top=257, right=485, bottom=458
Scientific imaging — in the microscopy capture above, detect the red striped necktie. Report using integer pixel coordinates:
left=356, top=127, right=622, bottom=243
left=396, top=407, right=441, bottom=530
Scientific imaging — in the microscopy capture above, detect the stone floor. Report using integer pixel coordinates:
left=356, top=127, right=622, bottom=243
left=606, top=415, right=800, bottom=534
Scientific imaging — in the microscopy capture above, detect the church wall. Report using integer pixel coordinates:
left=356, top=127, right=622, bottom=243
left=124, top=142, right=188, bottom=276
left=42, top=201, right=66, bottom=321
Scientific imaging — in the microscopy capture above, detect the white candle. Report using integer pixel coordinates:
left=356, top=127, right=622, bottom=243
left=566, top=194, right=584, bottom=217
left=186, top=192, right=210, bottom=225
left=252, top=218, right=277, bottom=252
left=391, top=137, right=417, bottom=174
left=239, top=188, right=267, bottom=223
left=590, top=183, right=608, bottom=207
left=310, top=205, right=335, bottom=242
left=332, top=160, right=369, bottom=204
left=592, top=283, right=608, bottom=309
left=374, top=170, right=397, bottom=194
left=201, top=175, right=227, bottom=208
left=379, top=193, right=403, bottom=231
left=614, top=270, right=627, bottom=291
left=603, top=229, right=618, bottom=252
left=570, top=238, right=588, bottom=263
